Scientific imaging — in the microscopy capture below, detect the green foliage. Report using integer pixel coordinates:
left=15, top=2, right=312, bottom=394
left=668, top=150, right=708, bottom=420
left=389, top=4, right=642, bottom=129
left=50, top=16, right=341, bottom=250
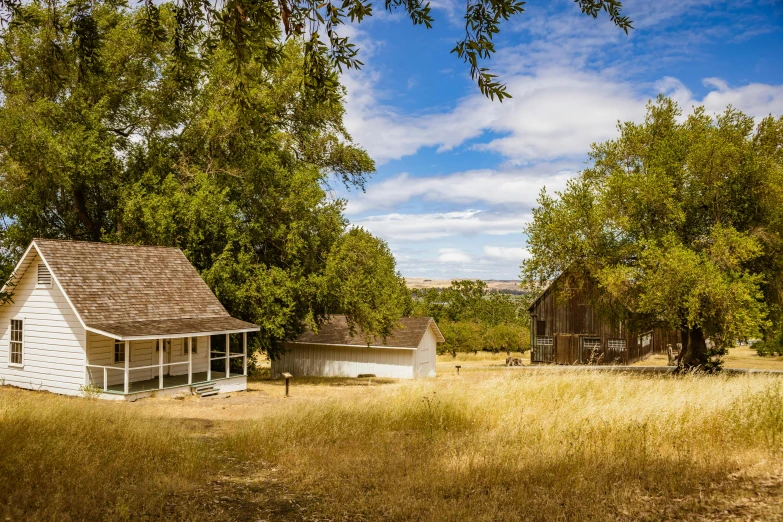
left=0, top=0, right=633, bottom=102
left=522, top=97, right=783, bottom=369
left=754, top=333, right=783, bottom=357
left=322, top=228, right=412, bottom=342
left=413, top=280, right=530, bottom=356
left=0, top=1, right=410, bottom=357
left=483, top=323, right=529, bottom=353
left=438, top=321, right=482, bottom=357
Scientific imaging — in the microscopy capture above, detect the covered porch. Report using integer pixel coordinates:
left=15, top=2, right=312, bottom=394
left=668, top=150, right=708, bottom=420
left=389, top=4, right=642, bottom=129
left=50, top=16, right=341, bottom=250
left=84, top=317, right=259, bottom=396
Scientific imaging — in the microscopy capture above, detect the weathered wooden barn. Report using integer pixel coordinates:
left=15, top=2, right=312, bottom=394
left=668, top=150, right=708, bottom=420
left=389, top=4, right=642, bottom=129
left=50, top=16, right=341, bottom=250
left=273, top=315, right=444, bottom=379
left=528, top=272, right=680, bottom=365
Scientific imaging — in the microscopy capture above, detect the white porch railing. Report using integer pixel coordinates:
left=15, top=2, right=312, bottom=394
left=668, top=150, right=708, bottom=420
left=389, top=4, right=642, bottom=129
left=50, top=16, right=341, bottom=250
left=85, top=332, right=248, bottom=394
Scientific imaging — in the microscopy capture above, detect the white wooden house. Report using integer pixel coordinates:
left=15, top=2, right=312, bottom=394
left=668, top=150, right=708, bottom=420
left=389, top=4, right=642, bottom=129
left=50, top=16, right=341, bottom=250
left=273, top=315, right=444, bottom=379
left=0, top=239, right=259, bottom=400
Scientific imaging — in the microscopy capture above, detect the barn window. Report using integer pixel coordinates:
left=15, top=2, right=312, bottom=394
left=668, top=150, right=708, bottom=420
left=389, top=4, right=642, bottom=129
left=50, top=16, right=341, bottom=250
left=189, top=337, right=198, bottom=354
left=114, top=340, right=125, bottom=364
left=536, top=320, right=547, bottom=336
left=156, top=339, right=171, bottom=352
left=582, top=337, right=602, bottom=350
left=9, top=319, right=23, bottom=366
left=37, top=264, right=51, bottom=286
left=608, top=339, right=626, bottom=351
left=535, top=336, right=553, bottom=347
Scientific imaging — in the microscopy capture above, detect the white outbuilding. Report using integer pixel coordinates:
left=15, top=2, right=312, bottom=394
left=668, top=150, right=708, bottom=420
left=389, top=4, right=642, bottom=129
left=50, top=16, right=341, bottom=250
left=272, top=315, right=444, bottom=379
left=0, top=239, right=259, bottom=400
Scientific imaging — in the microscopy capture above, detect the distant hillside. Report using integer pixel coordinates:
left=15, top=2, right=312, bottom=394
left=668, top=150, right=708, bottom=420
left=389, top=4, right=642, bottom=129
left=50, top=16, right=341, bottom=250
left=405, top=278, right=527, bottom=294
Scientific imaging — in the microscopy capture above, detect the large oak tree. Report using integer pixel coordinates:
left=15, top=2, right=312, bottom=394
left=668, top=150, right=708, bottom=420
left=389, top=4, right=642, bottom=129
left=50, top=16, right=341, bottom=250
left=522, top=97, right=783, bottom=370
left=0, top=0, right=407, bottom=355
left=0, top=0, right=633, bottom=102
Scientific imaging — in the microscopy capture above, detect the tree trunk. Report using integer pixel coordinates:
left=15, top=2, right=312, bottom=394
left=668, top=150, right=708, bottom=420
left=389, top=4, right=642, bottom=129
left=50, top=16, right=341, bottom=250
left=73, top=185, right=101, bottom=241
left=677, top=326, right=709, bottom=369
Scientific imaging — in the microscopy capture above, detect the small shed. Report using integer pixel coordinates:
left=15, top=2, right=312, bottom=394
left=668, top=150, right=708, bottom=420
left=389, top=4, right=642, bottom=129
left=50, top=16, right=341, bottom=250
left=0, top=239, right=259, bottom=399
left=273, top=315, right=444, bottom=379
left=528, top=270, right=680, bottom=365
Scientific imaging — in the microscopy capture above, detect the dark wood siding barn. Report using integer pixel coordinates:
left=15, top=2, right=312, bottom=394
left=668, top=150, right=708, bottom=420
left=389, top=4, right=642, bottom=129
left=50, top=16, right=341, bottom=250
left=528, top=273, right=679, bottom=365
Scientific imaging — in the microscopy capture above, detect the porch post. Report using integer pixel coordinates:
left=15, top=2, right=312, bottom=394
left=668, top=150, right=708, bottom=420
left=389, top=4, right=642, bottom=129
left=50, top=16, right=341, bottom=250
left=242, top=332, right=247, bottom=376
left=207, top=336, right=211, bottom=382
left=124, top=340, right=130, bottom=394
left=158, top=338, right=164, bottom=389
left=225, top=333, right=230, bottom=378
left=188, top=337, right=193, bottom=385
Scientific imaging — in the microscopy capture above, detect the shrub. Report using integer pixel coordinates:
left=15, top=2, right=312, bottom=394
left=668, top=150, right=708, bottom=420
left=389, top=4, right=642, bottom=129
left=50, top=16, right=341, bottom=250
left=754, top=331, right=783, bottom=356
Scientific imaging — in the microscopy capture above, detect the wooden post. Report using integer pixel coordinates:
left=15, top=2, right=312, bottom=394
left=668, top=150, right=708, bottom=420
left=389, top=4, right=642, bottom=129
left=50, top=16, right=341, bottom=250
left=225, top=333, right=230, bottom=378
left=207, top=336, right=211, bottom=382
left=188, top=337, right=193, bottom=385
left=103, top=367, right=107, bottom=392
left=124, top=340, right=130, bottom=394
left=242, top=332, right=247, bottom=376
left=159, top=338, right=164, bottom=389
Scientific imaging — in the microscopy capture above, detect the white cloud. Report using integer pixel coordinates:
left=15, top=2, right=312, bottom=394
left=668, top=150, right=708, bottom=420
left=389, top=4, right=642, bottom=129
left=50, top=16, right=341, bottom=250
left=345, top=165, right=574, bottom=214
left=345, top=60, right=783, bottom=167
left=340, top=0, right=783, bottom=167
left=353, top=210, right=529, bottom=241
left=438, top=248, right=472, bottom=263
left=483, top=246, right=530, bottom=261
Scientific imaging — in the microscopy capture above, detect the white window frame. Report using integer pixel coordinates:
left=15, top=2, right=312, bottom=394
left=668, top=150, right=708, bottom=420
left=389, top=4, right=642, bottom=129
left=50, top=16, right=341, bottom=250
left=36, top=263, right=53, bottom=289
left=535, top=336, right=553, bottom=347
left=582, top=337, right=602, bottom=350
left=608, top=339, right=626, bottom=351
left=185, top=337, right=198, bottom=354
left=9, top=318, right=24, bottom=367
left=114, top=339, right=125, bottom=364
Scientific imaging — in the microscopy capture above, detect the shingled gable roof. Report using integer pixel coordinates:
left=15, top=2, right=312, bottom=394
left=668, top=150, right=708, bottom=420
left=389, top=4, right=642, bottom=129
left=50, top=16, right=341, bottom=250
left=291, top=315, right=445, bottom=350
left=5, top=239, right=258, bottom=340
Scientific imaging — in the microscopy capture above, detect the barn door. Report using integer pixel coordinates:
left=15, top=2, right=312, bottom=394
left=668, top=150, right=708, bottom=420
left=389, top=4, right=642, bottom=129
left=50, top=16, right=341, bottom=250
left=554, top=334, right=578, bottom=365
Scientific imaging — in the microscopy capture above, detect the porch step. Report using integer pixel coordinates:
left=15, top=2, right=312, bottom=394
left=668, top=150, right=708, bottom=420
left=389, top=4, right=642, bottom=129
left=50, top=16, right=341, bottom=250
left=192, top=381, right=218, bottom=397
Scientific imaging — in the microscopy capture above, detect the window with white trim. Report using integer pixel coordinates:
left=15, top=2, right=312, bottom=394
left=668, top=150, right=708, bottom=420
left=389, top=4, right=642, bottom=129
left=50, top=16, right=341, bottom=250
left=582, top=337, right=602, bottom=350
left=37, top=264, right=52, bottom=286
left=114, top=340, right=125, bottom=364
left=184, top=337, right=198, bottom=354
left=535, top=336, right=553, bottom=347
left=608, top=339, right=626, bottom=351
left=10, top=319, right=23, bottom=365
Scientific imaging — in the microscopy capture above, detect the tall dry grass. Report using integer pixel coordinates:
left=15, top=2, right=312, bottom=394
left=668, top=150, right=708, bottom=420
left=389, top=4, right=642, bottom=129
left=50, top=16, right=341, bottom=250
left=229, top=371, right=783, bottom=521
left=1, top=371, right=782, bottom=520
left=0, top=388, right=215, bottom=521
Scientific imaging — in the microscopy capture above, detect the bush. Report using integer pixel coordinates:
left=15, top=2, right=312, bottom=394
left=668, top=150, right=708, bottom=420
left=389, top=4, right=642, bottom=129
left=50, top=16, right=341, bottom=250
left=754, top=331, right=783, bottom=356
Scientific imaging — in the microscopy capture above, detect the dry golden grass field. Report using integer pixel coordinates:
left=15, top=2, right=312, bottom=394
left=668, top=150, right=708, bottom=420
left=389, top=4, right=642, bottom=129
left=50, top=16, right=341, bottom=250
left=2, top=352, right=783, bottom=521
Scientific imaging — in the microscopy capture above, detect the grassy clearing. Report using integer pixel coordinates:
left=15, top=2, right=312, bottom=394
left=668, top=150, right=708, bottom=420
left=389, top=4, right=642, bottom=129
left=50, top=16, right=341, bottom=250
left=635, top=345, right=783, bottom=370
left=0, top=389, right=215, bottom=520
left=2, top=370, right=783, bottom=520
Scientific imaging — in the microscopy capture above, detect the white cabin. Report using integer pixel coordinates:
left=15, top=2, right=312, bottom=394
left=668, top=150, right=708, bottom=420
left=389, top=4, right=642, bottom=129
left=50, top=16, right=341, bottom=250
left=0, top=239, right=259, bottom=400
left=273, top=315, right=444, bottom=379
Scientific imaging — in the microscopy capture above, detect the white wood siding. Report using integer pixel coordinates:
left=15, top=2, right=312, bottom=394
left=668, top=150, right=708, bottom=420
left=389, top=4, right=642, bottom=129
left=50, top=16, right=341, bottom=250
left=0, top=252, right=86, bottom=396
left=415, top=327, right=438, bottom=377
left=273, top=343, right=416, bottom=379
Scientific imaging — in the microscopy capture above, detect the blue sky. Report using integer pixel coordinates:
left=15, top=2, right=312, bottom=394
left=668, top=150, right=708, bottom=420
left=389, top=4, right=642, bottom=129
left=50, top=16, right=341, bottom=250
left=333, top=0, right=783, bottom=280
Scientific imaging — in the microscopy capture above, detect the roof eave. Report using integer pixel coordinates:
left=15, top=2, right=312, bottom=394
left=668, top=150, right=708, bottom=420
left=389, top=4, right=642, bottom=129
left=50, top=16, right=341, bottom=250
left=86, top=325, right=261, bottom=341
left=285, top=341, right=418, bottom=351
